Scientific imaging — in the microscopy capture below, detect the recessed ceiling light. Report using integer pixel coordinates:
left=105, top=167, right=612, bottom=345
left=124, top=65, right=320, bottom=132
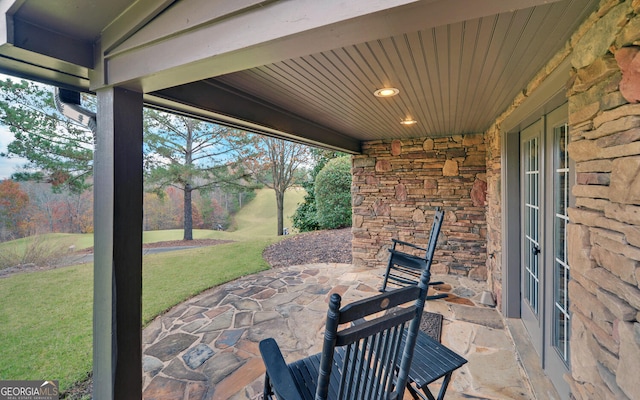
left=400, top=119, right=417, bottom=125
left=374, top=88, right=400, bottom=97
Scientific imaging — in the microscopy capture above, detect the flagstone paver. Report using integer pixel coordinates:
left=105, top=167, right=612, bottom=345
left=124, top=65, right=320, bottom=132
left=452, top=304, right=505, bottom=330
left=215, top=329, right=245, bottom=349
left=183, top=344, right=215, bottom=369
left=146, top=333, right=198, bottom=361
left=142, top=263, right=535, bottom=399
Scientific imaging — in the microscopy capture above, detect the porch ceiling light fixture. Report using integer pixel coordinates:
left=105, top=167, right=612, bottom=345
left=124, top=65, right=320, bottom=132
left=400, top=118, right=417, bottom=125
left=374, top=87, right=399, bottom=97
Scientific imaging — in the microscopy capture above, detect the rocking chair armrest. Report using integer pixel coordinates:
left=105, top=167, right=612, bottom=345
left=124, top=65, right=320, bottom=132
left=259, top=338, right=301, bottom=400
left=391, top=238, right=428, bottom=252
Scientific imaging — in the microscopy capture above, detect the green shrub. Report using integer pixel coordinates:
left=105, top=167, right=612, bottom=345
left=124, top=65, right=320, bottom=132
left=291, top=189, right=319, bottom=232
left=315, top=156, right=352, bottom=229
left=293, top=149, right=346, bottom=232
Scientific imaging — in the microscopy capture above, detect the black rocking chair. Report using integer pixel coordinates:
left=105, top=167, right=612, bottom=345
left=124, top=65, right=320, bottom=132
left=379, top=208, right=467, bottom=400
left=259, top=264, right=433, bottom=400
left=380, top=207, right=446, bottom=297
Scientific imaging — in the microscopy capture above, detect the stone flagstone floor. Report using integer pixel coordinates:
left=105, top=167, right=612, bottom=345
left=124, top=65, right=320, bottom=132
left=141, top=263, right=536, bottom=399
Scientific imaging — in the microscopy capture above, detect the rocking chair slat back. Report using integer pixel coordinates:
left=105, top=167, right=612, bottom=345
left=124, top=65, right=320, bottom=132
left=260, top=263, right=432, bottom=400
left=381, top=208, right=444, bottom=292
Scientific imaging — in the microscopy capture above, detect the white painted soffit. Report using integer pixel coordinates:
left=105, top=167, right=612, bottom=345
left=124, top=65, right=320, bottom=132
left=0, top=0, right=564, bottom=93
left=98, top=0, right=561, bottom=92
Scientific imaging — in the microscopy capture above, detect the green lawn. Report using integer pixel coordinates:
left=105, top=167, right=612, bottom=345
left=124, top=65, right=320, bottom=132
left=0, top=187, right=304, bottom=393
left=142, top=240, right=273, bottom=323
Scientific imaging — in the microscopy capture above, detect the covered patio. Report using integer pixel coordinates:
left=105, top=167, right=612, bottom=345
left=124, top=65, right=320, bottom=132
left=2, top=0, right=640, bottom=399
left=141, top=263, right=535, bottom=400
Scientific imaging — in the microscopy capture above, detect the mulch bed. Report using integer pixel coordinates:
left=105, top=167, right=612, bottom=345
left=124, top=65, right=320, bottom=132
left=262, top=228, right=352, bottom=268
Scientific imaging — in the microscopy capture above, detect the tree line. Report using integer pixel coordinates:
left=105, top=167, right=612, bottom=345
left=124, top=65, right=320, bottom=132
left=0, top=179, right=254, bottom=241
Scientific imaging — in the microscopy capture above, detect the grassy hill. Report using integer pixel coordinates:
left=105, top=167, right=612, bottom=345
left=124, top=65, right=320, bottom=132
left=231, top=186, right=305, bottom=238
left=135, top=186, right=305, bottom=241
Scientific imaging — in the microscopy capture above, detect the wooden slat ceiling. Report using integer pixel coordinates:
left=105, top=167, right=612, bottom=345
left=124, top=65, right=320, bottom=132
left=1, top=0, right=600, bottom=152
left=214, top=0, right=596, bottom=141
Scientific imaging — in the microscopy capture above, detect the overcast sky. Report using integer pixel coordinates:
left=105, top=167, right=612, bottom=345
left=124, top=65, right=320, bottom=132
left=0, top=125, right=27, bottom=179
left=0, top=73, right=30, bottom=179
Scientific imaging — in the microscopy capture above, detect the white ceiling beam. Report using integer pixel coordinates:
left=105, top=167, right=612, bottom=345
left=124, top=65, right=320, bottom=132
left=109, top=0, right=276, bottom=55
left=97, top=0, right=421, bottom=91
left=98, top=0, right=561, bottom=92
left=100, top=0, right=175, bottom=53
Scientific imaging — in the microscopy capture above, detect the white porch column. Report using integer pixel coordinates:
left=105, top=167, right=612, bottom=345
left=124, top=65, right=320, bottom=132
left=93, top=87, right=144, bottom=400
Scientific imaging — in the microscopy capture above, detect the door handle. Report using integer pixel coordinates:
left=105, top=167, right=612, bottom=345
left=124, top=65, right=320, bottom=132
left=532, top=245, right=541, bottom=255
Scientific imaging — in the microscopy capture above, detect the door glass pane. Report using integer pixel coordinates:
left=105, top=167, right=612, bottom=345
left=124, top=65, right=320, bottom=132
left=524, top=136, right=540, bottom=314
left=553, top=123, right=570, bottom=365
left=556, top=173, right=566, bottom=216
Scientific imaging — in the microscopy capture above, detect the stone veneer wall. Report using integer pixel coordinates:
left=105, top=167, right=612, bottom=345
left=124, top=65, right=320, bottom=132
left=350, top=2, right=640, bottom=398
left=351, top=136, right=487, bottom=279
left=564, top=1, right=640, bottom=398
left=483, top=1, right=640, bottom=398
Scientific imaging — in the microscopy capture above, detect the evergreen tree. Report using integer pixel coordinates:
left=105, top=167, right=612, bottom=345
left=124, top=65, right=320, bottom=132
left=144, top=110, right=253, bottom=240
left=0, top=79, right=93, bottom=192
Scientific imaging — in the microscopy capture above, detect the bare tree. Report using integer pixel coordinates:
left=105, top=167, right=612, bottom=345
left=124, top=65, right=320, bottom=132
left=249, top=136, right=310, bottom=235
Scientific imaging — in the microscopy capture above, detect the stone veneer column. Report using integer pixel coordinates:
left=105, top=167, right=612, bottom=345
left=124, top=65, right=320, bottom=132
left=352, top=135, right=487, bottom=279
left=564, top=1, right=640, bottom=399
left=484, top=123, right=503, bottom=308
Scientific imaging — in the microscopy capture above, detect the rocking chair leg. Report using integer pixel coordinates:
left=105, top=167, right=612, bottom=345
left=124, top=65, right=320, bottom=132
left=407, top=381, right=426, bottom=400
left=433, top=372, right=453, bottom=400
left=263, top=373, right=272, bottom=399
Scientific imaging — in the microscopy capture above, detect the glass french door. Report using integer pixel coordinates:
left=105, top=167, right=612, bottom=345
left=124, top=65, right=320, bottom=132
left=520, top=103, right=571, bottom=398
left=521, top=120, right=543, bottom=354
left=545, top=105, right=571, bottom=397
